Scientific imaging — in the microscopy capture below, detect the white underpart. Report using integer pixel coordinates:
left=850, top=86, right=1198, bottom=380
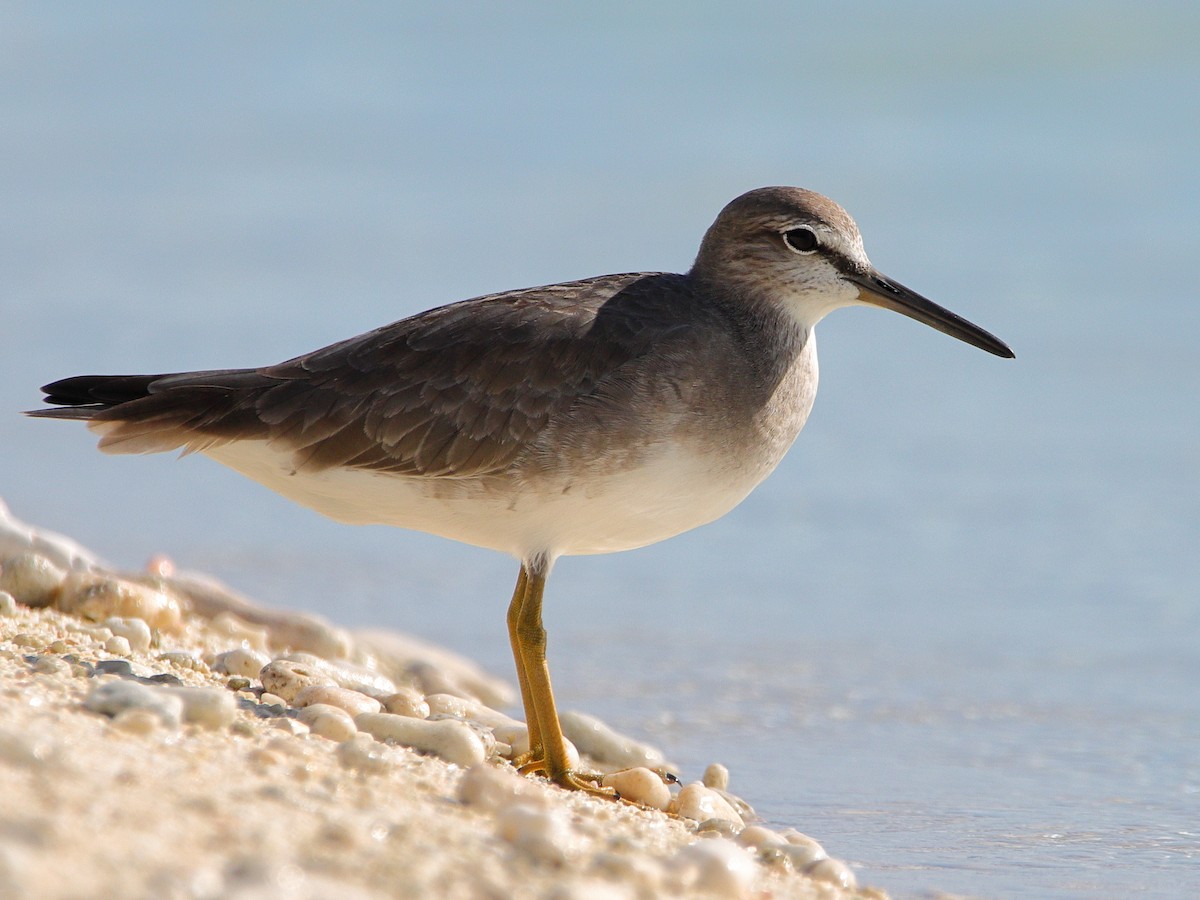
left=205, top=432, right=794, bottom=561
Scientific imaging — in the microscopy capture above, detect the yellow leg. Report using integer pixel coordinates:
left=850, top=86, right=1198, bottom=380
left=506, top=566, right=542, bottom=761
left=508, top=557, right=614, bottom=797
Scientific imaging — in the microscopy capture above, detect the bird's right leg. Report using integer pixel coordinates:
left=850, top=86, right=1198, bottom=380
left=506, top=564, right=543, bottom=763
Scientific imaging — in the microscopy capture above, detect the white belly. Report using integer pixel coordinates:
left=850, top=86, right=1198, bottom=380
left=205, top=438, right=781, bottom=561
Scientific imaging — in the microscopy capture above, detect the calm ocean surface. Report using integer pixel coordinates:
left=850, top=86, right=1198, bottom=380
left=3, top=5, right=1198, bottom=897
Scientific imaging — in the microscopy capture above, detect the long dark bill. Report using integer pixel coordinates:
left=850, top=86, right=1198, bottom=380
left=848, top=268, right=1015, bottom=359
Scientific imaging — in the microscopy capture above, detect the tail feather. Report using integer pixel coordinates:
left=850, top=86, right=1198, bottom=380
left=26, top=369, right=275, bottom=455
left=39, top=373, right=167, bottom=408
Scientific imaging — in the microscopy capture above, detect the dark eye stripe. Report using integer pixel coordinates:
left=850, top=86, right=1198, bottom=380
left=782, top=227, right=818, bottom=253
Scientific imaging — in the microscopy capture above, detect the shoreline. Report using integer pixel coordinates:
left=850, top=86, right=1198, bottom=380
left=0, top=500, right=883, bottom=898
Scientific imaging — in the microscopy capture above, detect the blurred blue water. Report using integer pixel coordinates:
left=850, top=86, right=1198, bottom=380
left=2, top=5, right=1198, bottom=897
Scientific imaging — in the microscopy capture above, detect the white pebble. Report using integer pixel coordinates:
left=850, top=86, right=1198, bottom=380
left=213, top=647, right=270, bottom=678
left=296, top=704, right=357, bottom=742
left=702, top=762, right=730, bottom=790
left=805, top=857, right=857, bottom=889
left=458, top=762, right=549, bottom=812
left=276, top=652, right=396, bottom=698
left=559, top=710, right=670, bottom=770
left=293, top=684, right=381, bottom=718
left=355, top=712, right=486, bottom=767
left=0, top=553, right=66, bottom=607
left=778, top=841, right=827, bottom=870
left=380, top=687, right=429, bottom=719
left=258, top=659, right=332, bottom=703
left=85, top=679, right=184, bottom=729
left=424, top=693, right=473, bottom=718
left=337, top=732, right=400, bottom=774
left=210, top=612, right=270, bottom=651
left=600, top=767, right=672, bottom=810
left=671, top=838, right=757, bottom=898
left=104, top=635, right=132, bottom=656
left=0, top=591, right=18, bottom=616
left=31, top=655, right=68, bottom=676
left=782, top=829, right=825, bottom=851
left=736, top=825, right=786, bottom=850
left=104, top=616, right=153, bottom=653
left=496, top=803, right=576, bottom=863
left=58, top=573, right=182, bottom=632
left=272, top=717, right=310, bottom=736
left=112, top=707, right=164, bottom=735
left=669, top=783, right=745, bottom=829
left=163, top=686, right=237, bottom=729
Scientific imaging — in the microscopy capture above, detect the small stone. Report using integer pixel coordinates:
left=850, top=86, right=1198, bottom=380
left=356, top=712, right=486, bottom=767
left=296, top=704, right=357, bottom=742
left=112, top=707, right=164, bottom=735
left=459, top=762, right=549, bottom=812
left=226, top=676, right=252, bottom=691
left=0, top=591, right=18, bottom=616
left=293, top=684, right=382, bottom=718
left=275, top=652, right=395, bottom=698
left=781, top=829, right=824, bottom=850
left=104, top=635, right=132, bottom=656
left=258, top=659, right=331, bottom=703
left=600, top=767, right=672, bottom=811
left=157, top=651, right=207, bottom=671
left=380, top=687, right=429, bottom=719
left=702, top=762, right=730, bottom=791
left=424, top=693, right=474, bottom=718
left=272, top=717, right=310, bottom=736
left=12, top=632, right=40, bottom=649
left=496, top=803, right=576, bottom=863
left=47, top=639, right=70, bottom=654
left=213, top=647, right=270, bottom=679
left=57, top=573, right=183, bottom=632
left=696, top=819, right=742, bottom=839
left=92, top=659, right=131, bottom=677
left=805, top=857, right=857, bottom=889
left=145, top=554, right=175, bottom=577
left=778, top=841, right=827, bottom=870
left=85, top=679, right=184, bottom=729
left=338, top=732, right=401, bottom=774
left=559, top=710, right=670, bottom=770
left=736, top=825, right=786, bottom=850
left=210, top=612, right=270, bottom=651
left=104, top=617, right=153, bottom=653
left=31, top=655, right=67, bottom=676
left=669, top=783, right=745, bottom=829
left=164, top=686, right=238, bottom=729
left=0, top=553, right=66, bottom=607
left=258, top=692, right=288, bottom=709
left=670, top=838, right=757, bottom=898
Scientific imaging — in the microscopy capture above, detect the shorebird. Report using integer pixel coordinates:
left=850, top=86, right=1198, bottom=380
left=29, top=186, right=1013, bottom=794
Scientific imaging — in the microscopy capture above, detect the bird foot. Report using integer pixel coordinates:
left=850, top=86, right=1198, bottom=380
left=515, top=756, right=618, bottom=798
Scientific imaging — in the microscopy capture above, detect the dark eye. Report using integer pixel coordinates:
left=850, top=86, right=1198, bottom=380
left=782, top=227, right=818, bottom=254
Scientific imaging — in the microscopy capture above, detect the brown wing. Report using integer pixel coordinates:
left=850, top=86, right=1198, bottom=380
left=36, top=272, right=704, bottom=478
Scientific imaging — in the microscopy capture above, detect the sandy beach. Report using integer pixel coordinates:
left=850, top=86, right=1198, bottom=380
left=0, top=500, right=884, bottom=899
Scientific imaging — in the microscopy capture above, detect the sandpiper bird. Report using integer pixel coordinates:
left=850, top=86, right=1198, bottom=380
left=29, top=187, right=1013, bottom=794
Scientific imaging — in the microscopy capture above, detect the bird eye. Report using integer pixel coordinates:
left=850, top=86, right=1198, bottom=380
left=782, top=227, right=818, bottom=254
